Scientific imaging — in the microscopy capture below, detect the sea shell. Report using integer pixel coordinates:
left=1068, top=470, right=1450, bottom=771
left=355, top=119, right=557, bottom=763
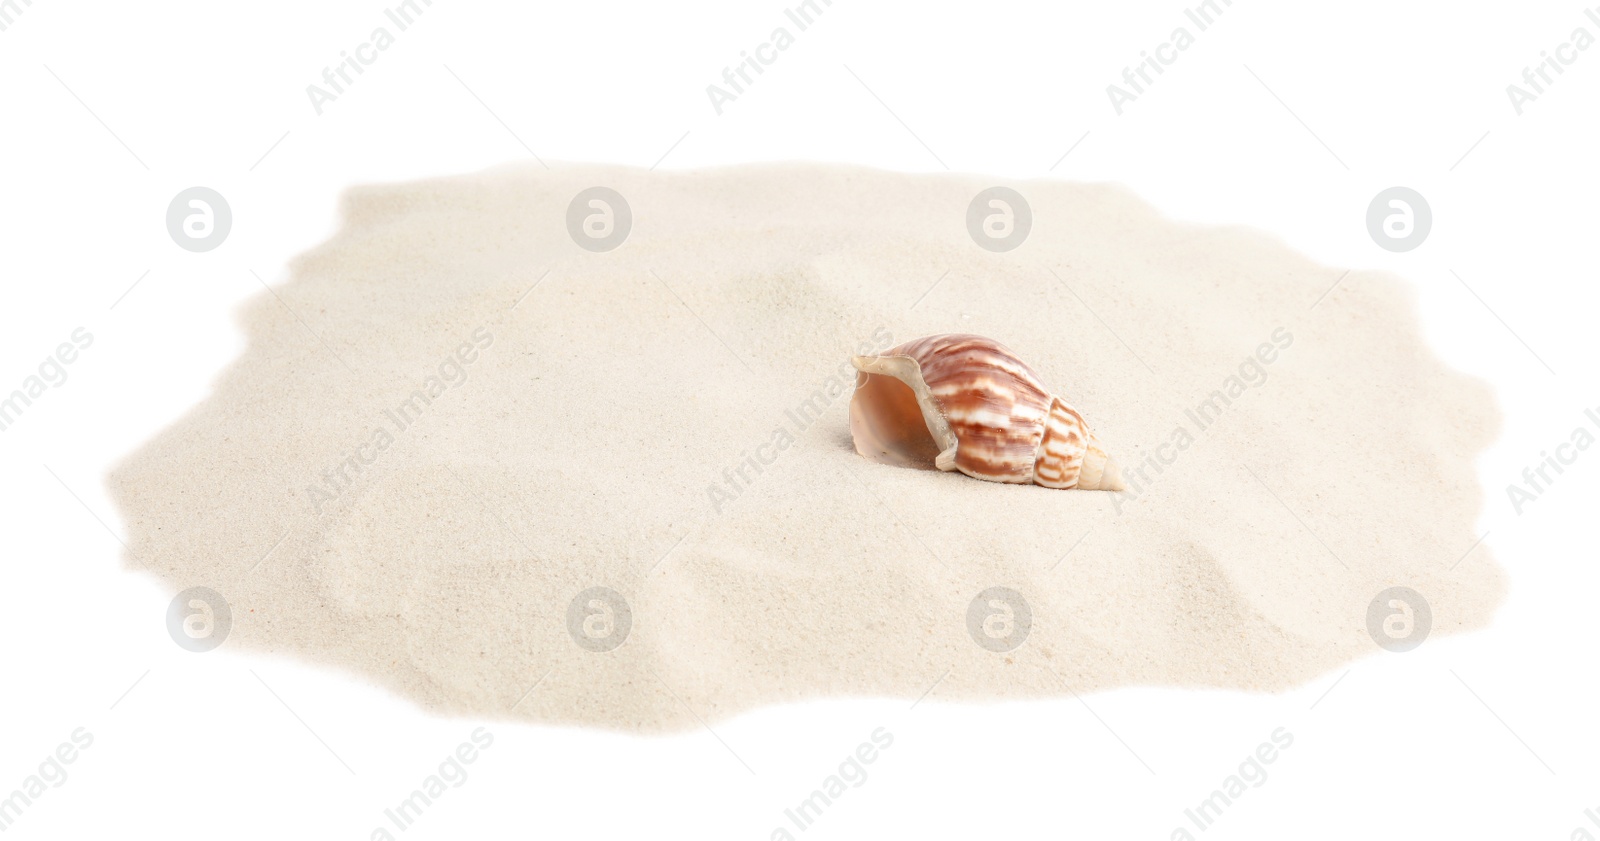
left=849, top=334, right=1124, bottom=491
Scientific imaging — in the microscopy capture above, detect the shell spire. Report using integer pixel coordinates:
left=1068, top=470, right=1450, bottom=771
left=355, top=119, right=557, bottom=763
left=848, top=334, right=1124, bottom=491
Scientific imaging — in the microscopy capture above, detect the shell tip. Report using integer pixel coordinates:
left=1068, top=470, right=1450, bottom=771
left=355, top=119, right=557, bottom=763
left=1097, top=456, right=1126, bottom=492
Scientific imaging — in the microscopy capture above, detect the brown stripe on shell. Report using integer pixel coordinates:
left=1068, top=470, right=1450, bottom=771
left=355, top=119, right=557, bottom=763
left=882, top=334, right=1052, bottom=484
left=852, top=333, right=1121, bottom=491
left=1033, top=397, right=1088, bottom=489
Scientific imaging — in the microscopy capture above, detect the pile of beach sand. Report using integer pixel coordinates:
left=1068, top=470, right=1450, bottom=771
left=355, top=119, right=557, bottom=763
left=109, top=163, right=1504, bottom=730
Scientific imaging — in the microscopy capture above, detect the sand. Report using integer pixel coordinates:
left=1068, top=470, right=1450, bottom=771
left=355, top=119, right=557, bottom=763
left=108, top=163, right=1506, bottom=731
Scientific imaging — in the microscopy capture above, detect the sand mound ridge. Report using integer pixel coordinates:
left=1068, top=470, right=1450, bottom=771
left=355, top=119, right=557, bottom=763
left=109, top=163, right=1505, bottom=730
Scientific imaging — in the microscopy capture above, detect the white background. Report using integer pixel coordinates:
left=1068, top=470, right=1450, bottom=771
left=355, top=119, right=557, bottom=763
left=2, top=0, right=1597, bottom=838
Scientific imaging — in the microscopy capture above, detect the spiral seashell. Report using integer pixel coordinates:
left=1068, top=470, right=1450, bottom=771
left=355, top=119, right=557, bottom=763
left=849, top=334, right=1124, bottom=491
